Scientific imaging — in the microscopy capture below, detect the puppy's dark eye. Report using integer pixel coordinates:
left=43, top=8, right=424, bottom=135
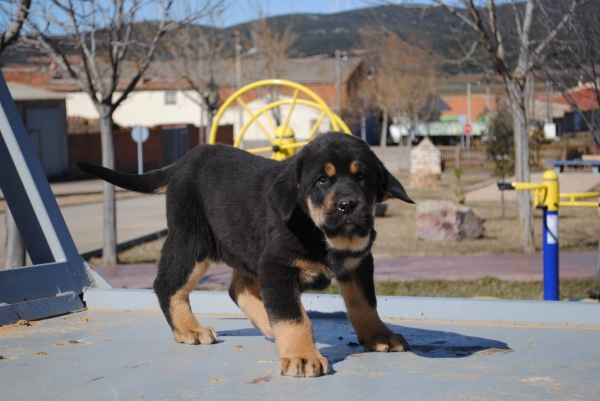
left=317, top=176, right=328, bottom=185
left=356, top=173, right=366, bottom=180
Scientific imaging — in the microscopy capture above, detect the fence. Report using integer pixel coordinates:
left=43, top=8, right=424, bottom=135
left=439, top=144, right=597, bottom=169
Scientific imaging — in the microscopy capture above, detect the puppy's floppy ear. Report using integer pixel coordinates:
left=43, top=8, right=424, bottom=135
left=268, top=158, right=301, bottom=223
left=377, top=163, right=414, bottom=204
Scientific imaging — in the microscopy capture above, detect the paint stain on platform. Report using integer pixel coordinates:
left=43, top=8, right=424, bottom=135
left=248, top=376, right=272, bottom=384
left=477, top=347, right=514, bottom=355
left=233, top=345, right=247, bottom=350
left=54, top=340, right=90, bottom=346
left=211, top=377, right=228, bottom=383
left=0, top=320, right=35, bottom=333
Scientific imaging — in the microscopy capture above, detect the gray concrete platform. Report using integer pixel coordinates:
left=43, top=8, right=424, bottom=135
left=1, top=290, right=599, bottom=400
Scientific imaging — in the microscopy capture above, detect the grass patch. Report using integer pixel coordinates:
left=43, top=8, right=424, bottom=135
left=309, top=277, right=600, bottom=301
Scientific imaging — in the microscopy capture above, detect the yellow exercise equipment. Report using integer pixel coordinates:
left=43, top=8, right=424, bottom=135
left=209, top=79, right=351, bottom=160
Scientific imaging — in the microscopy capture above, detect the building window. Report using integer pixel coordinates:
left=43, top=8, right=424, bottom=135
left=164, top=91, right=177, bottom=105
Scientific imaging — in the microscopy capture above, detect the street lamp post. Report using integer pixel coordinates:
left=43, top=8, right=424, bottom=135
left=235, top=31, right=256, bottom=148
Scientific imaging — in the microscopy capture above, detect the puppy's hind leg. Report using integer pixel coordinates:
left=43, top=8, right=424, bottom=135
left=154, top=237, right=217, bottom=345
left=229, top=270, right=274, bottom=339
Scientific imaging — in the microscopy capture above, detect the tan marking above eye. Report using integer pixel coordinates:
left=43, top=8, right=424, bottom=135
left=324, top=162, right=336, bottom=177
left=350, top=161, right=360, bottom=174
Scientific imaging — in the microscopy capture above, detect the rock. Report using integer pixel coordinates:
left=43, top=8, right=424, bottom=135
left=410, top=137, right=442, bottom=189
left=416, top=200, right=485, bottom=241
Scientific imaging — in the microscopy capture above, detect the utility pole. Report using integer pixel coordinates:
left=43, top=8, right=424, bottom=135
left=466, top=82, right=471, bottom=149
left=335, top=49, right=342, bottom=116
left=235, top=31, right=243, bottom=143
left=485, top=72, right=491, bottom=111
left=546, top=80, right=552, bottom=123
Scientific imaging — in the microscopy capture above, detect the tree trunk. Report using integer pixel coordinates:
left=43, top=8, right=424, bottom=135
left=508, top=81, right=535, bottom=252
left=360, top=116, right=366, bottom=141
left=380, top=109, right=388, bottom=148
left=98, top=105, right=117, bottom=264
left=4, top=206, right=26, bottom=269
left=206, top=107, right=214, bottom=140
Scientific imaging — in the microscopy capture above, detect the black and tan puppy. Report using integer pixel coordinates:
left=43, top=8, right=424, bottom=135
left=78, top=132, right=413, bottom=377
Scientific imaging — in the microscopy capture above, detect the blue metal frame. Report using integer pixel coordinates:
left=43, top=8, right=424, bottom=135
left=0, top=74, right=92, bottom=325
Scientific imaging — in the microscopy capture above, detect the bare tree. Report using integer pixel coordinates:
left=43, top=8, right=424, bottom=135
left=1, top=0, right=31, bottom=269
left=0, top=0, right=31, bottom=55
left=361, top=28, right=437, bottom=147
left=432, top=0, right=585, bottom=252
left=23, top=0, right=223, bottom=264
left=248, top=11, right=297, bottom=124
left=163, top=19, right=226, bottom=135
left=534, top=1, right=600, bottom=147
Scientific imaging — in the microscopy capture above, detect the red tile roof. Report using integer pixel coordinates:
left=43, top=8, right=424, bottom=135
left=440, top=95, right=498, bottom=119
left=554, top=87, right=599, bottom=111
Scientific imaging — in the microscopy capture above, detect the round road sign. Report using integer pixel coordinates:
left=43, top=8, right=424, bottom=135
left=132, top=126, right=149, bottom=143
left=463, top=123, right=472, bottom=135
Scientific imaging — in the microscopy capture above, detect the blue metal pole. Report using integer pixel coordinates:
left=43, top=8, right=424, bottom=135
left=543, top=209, right=559, bottom=300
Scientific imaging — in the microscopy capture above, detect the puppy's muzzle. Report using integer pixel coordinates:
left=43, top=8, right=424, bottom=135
left=337, top=199, right=357, bottom=215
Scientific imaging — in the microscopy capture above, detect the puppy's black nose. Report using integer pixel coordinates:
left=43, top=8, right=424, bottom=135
left=338, top=200, right=357, bottom=214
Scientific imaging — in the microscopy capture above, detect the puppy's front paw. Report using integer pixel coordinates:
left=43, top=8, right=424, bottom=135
left=173, top=326, right=219, bottom=345
left=361, top=333, right=409, bottom=352
left=279, top=355, right=330, bottom=377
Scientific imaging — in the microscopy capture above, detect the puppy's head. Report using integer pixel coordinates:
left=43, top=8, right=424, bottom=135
left=268, top=132, right=413, bottom=252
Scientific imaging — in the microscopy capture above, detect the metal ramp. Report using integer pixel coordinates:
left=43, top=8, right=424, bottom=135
left=0, top=74, right=98, bottom=325
left=1, top=73, right=599, bottom=399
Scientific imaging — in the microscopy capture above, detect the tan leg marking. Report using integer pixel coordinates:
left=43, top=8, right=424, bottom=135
left=350, top=160, right=360, bottom=174
left=154, top=185, right=167, bottom=194
left=342, top=256, right=364, bottom=271
left=338, top=280, right=408, bottom=352
left=326, top=234, right=370, bottom=252
left=324, top=162, right=336, bottom=177
left=228, top=271, right=273, bottom=339
left=273, top=307, right=329, bottom=377
left=293, top=259, right=330, bottom=283
left=170, top=259, right=219, bottom=345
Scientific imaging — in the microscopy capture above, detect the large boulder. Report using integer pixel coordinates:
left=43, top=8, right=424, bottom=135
left=410, top=137, right=442, bottom=189
left=416, top=200, right=486, bottom=241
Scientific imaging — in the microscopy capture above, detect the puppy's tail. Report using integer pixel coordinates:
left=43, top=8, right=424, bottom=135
left=76, top=163, right=173, bottom=194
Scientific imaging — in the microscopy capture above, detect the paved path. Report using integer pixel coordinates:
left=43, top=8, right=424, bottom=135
left=0, top=178, right=128, bottom=199
left=466, top=172, right=600, bottom=202
left=0, top=194, right=166, bottom=261
left=93, top=251, right=597, bottom=289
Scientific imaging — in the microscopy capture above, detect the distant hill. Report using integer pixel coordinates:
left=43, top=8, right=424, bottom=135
left=0, top=5, right=477, bottom=72
left=226, top=5, right=474, bottom=62
left=3, top=3, right=591, bottom=76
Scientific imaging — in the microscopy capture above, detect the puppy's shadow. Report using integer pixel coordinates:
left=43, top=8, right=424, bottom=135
left=311, top=315, right=512, bottom=368
left=218, top=327, right=267, bottom=338
left=217, top=312, right=511, bottom=362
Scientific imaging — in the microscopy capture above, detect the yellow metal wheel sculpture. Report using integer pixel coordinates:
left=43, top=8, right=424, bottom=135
left=209, top=79, right=352, bottom=160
